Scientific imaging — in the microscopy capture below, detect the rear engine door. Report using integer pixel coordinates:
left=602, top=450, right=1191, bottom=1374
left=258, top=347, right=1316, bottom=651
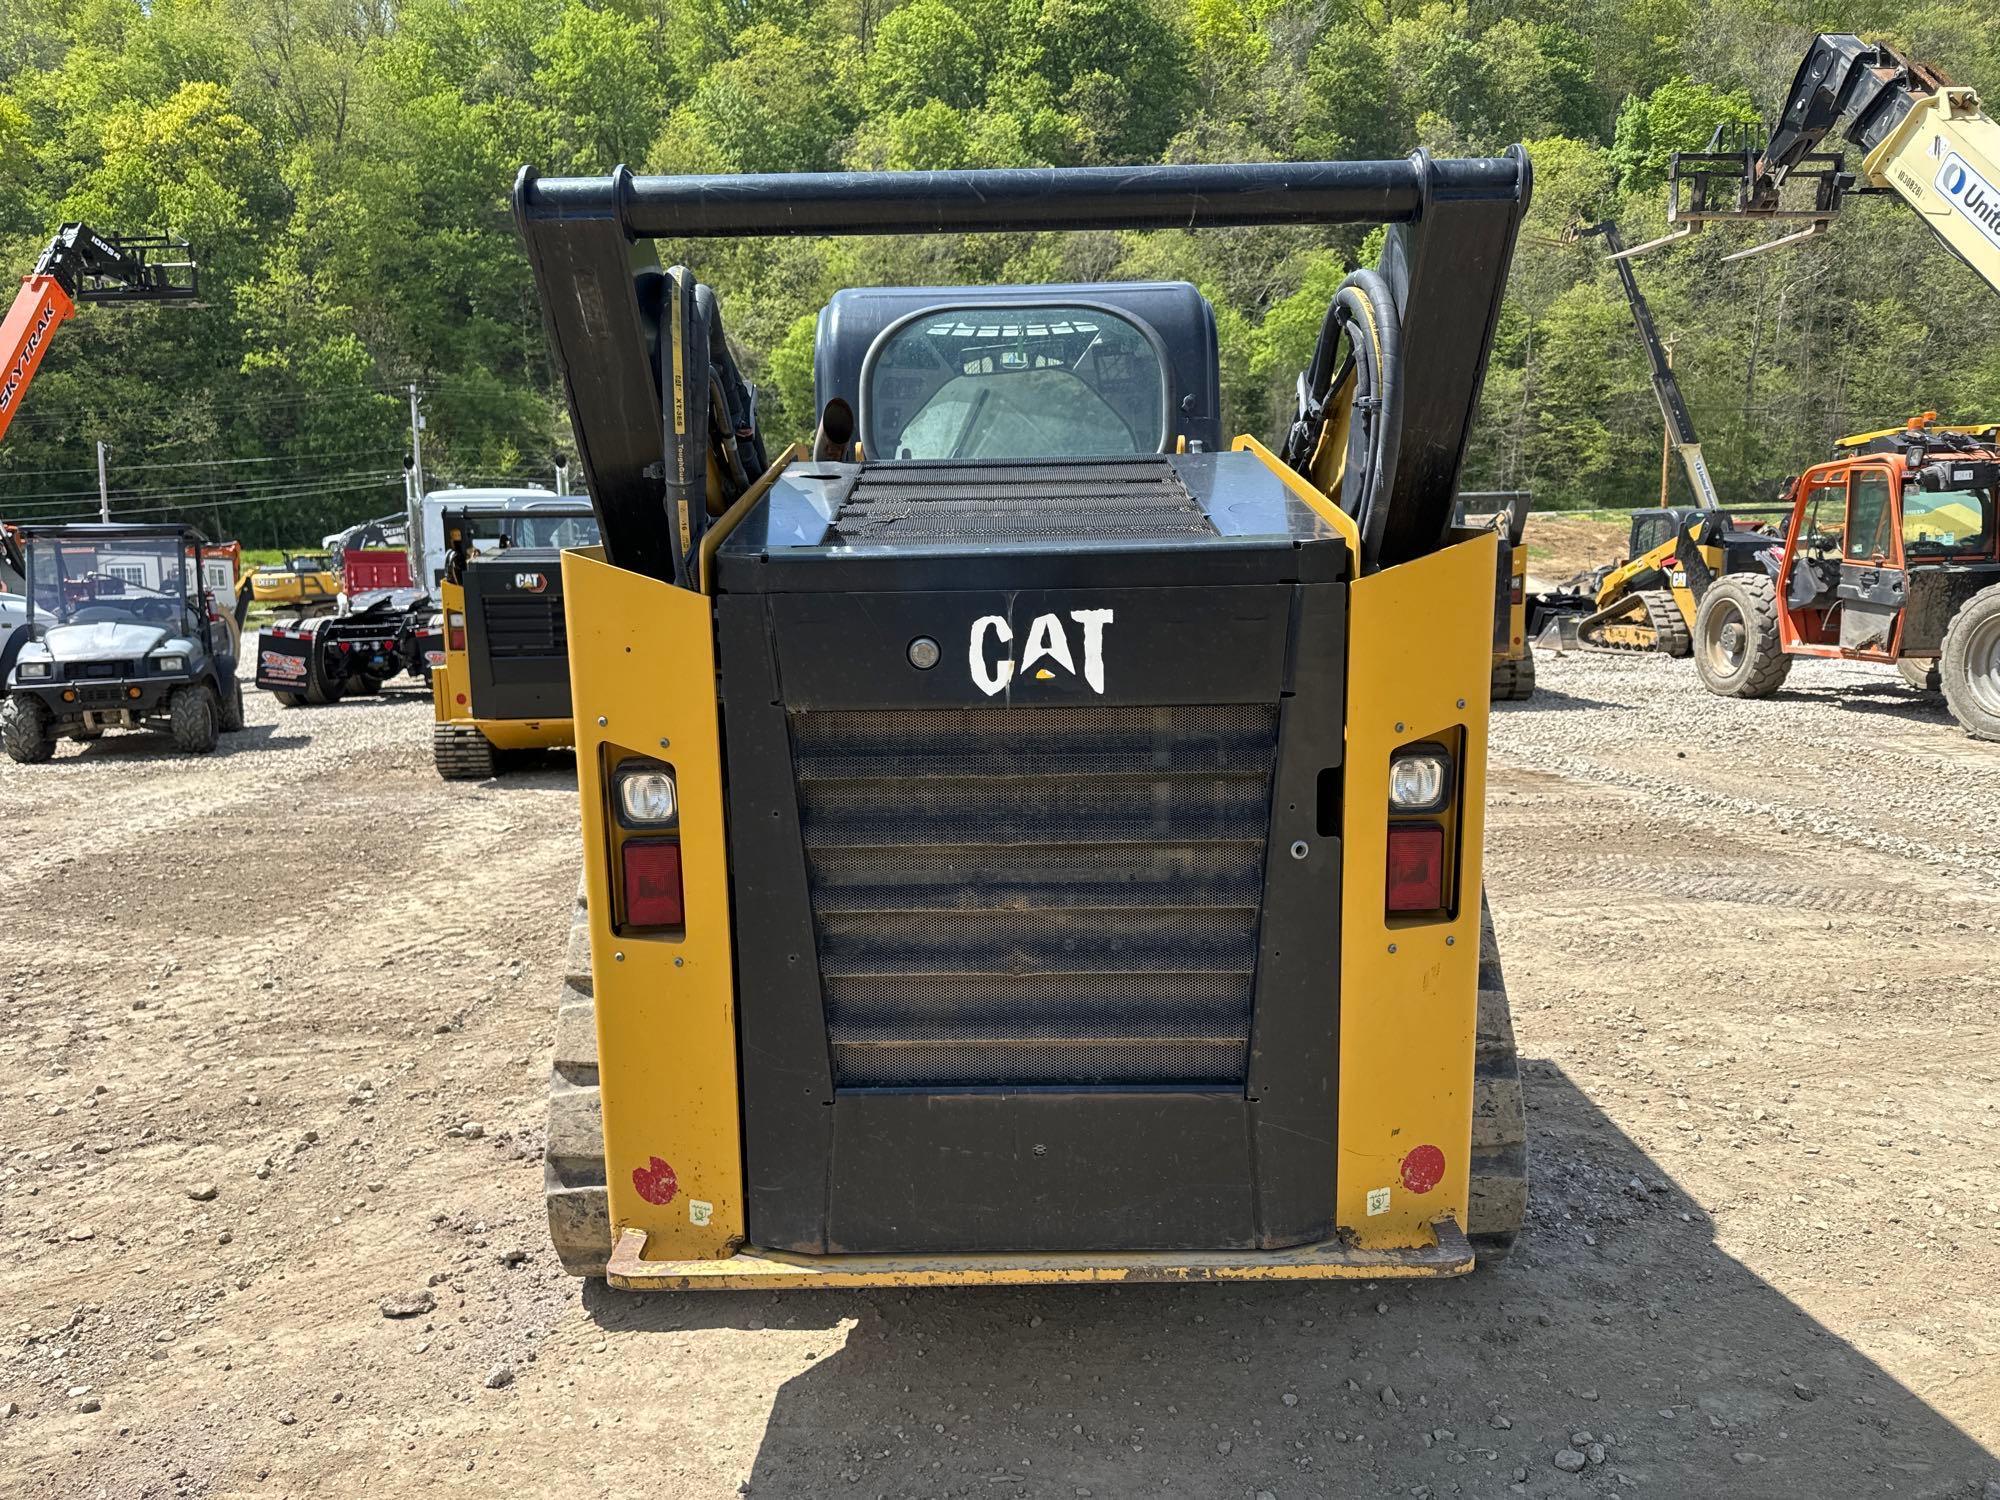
left=461, top=551, right=573, bottom=720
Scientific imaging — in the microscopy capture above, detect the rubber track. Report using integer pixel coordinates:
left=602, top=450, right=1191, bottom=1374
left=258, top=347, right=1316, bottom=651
left=1491, top=650, right=1536, bottom=702
left=1469, top=892, right=1528, bottom=1257
left=1577, top=589, right=1690, bottom=657
left=1640, top=589, right=1692, bottom=657
left=545, top=883, right=612, bottom=1275
left=432, top=723, right=498, bottom=779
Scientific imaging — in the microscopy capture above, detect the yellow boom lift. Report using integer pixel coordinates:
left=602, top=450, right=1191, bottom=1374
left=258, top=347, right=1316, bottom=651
left=1626, top=33, right=2000, bottom=292
left=519, top=152, right=1534, bottom=1288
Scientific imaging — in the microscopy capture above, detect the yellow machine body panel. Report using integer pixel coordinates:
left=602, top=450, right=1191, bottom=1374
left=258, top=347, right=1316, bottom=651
left=250, top=557, right=340, bottom=608
left=564, top=545, right=746, bottom=1263
left=1336, top=528, right=1494, bottom=1247
left=431, top=576, right=575, bottom=751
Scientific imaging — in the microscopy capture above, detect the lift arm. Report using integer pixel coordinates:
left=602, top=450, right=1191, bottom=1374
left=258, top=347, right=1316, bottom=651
left=1653, top=35, right=2000, bottom=290
left=1579, top=222, right=1720, bottom=509
left=0, top=225, right=198, bottom=443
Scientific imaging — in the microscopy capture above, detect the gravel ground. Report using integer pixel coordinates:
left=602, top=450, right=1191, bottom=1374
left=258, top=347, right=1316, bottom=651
left=0, top=644, right=1995, bottom=1499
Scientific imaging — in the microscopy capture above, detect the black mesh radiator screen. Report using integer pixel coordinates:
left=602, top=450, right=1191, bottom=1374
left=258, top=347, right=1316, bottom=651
left=828, top=458, right=1216, bottom=545
left=791, top=703, right=1279, bottom=1089
left=477, top=593, right=566, bottom=660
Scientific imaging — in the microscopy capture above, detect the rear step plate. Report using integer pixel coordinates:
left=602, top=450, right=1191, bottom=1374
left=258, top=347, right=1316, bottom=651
left=607, top=1218, right=1473, bottom=1289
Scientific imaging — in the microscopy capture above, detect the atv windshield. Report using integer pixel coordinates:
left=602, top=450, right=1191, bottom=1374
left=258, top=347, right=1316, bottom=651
left=26, top=534, right=199, bottom=631
left=1902, top=486, right=1994, bottom=559
left=865, top=305, right=1167, bottom=461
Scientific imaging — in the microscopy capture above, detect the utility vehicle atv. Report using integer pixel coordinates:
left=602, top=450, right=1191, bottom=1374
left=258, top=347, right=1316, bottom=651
left=2, top=523, right=244, bottom=762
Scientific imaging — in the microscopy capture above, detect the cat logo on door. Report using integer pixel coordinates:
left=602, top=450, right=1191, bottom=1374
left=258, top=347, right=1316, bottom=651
left=970, top=608, right=1113, bottom=696
left=513, top=571, right=549, bottom=593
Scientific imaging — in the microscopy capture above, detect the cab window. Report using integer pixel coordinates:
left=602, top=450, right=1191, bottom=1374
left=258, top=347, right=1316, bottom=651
left=1901, top=486, right=1994, bottom=559
left=1845, top=470, right=1893, bottom=560
left=866, top=306, right=1166, bottom=461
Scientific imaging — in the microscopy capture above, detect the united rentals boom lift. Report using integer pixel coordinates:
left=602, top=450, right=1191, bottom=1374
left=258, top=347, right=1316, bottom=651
left=0, top=225, right=198, bottom=443
left=1625, top=33, right=1999, bottom=291
left=518, top=152, right=1535, bottom=1288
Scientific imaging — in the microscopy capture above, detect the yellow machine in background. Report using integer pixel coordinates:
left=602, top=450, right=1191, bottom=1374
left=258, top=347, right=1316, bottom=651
left=430, top=504, right=598, bottom=779
left=520, top=152, right=1533, bottom=1288
left=248, top=552, right=340, bottom=610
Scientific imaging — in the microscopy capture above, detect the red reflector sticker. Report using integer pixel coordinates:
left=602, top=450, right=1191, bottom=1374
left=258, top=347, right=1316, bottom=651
left=631, top=1155, right=679, bottom=1205
left=622, top=840, right=684, bottom=927
left=1385, top=823, right=1446, bottom=913
left=1400, top=1144, right=1445, bottom=1194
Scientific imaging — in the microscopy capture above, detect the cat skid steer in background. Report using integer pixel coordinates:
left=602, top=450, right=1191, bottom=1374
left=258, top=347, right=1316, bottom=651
left=518, top=152, right=1534, bottom=1288
left=430, top=504, right=600, bottom=779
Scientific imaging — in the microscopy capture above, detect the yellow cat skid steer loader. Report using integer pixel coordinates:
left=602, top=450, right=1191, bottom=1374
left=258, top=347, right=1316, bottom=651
left=430, top=503, right=602, bottom=779
left=517, top=152, right=1534, bottom=1288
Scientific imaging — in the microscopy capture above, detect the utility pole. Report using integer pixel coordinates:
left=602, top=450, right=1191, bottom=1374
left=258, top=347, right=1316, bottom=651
left=406, top=384, right=426, bottom=496
left=97, top=440, right=110, bottom=521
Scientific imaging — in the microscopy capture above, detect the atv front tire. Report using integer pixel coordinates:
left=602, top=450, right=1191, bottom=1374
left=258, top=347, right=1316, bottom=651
left=218, top=678, right=247, bottom=732
left=1, top=695, right=56, bottom=764
left=1693, top=576, right=1791, bottom=698
left=169, top=684, right=220, bottom=754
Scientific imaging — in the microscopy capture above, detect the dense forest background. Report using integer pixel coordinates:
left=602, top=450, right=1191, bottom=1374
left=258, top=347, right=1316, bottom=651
left=2, top=0, right=1998, bottom=544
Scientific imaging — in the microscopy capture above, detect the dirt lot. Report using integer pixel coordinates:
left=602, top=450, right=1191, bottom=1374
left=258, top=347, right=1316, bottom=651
left=1520, top=514, right=1627, bottom=585
left=2, top=647, right=1997, bottom=1500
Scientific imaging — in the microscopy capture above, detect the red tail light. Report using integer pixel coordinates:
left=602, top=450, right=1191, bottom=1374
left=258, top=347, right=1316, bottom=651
left=622, top=840, right=684, bottom=928
left=445, top=612, right=465, bottom=651
left=1509, top=578, right=1524, bottom=604
left=1386, top=823, right=1446, bottom=913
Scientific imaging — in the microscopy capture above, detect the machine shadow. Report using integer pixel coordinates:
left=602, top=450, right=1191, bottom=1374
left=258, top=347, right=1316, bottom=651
left=582, top=1065, right=1994, bottom=1498
left=1495, top=683, right=1622, bottom=712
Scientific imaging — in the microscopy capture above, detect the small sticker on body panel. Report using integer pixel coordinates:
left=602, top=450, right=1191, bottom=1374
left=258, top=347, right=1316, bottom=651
left=631, top=1156, right=678, bottom=1206
left=688, top=1199, right=713, bottom=1227
left=1366, top=1186, right=1391, bottom=1216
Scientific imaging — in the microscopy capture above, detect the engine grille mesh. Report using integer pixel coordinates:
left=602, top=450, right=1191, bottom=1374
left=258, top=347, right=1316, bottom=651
left=828, top=459, right=1215, bottom=544
left=791, top=703, right=1277, bottom=1089
left=478, top=594, right=566, bottom=660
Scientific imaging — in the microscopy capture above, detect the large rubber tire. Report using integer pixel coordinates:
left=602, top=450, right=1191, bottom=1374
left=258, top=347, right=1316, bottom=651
left=1, top=694, right=56, bottom=764
left=168, top=684, right=220, bottom=754
left=1490, top=650, right=1536, bottom=702
left=433, top=722, right=498, bottom=780
left=1639, top=589, right=1692, bottom=658
left=1896, top=658, right=1941, bottom=692
left=302, top=641, right=342, bottom=706
left=272, top=690, right=305, bottom=709
left=1939, top=582, right=2000, bottom=743
left=545, top=885, right=611, bottom=1276
left=218, top=678, right=247, bottom=732
left=347, top=673, right=386, bottom=697
left=1469, top=893, right=1528, bottom=1260
left=1693, top=575, right=1792, bottom=698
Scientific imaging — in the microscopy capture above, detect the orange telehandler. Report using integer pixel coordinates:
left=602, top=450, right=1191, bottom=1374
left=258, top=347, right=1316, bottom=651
left=0, top=225, right=198, bottom=443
